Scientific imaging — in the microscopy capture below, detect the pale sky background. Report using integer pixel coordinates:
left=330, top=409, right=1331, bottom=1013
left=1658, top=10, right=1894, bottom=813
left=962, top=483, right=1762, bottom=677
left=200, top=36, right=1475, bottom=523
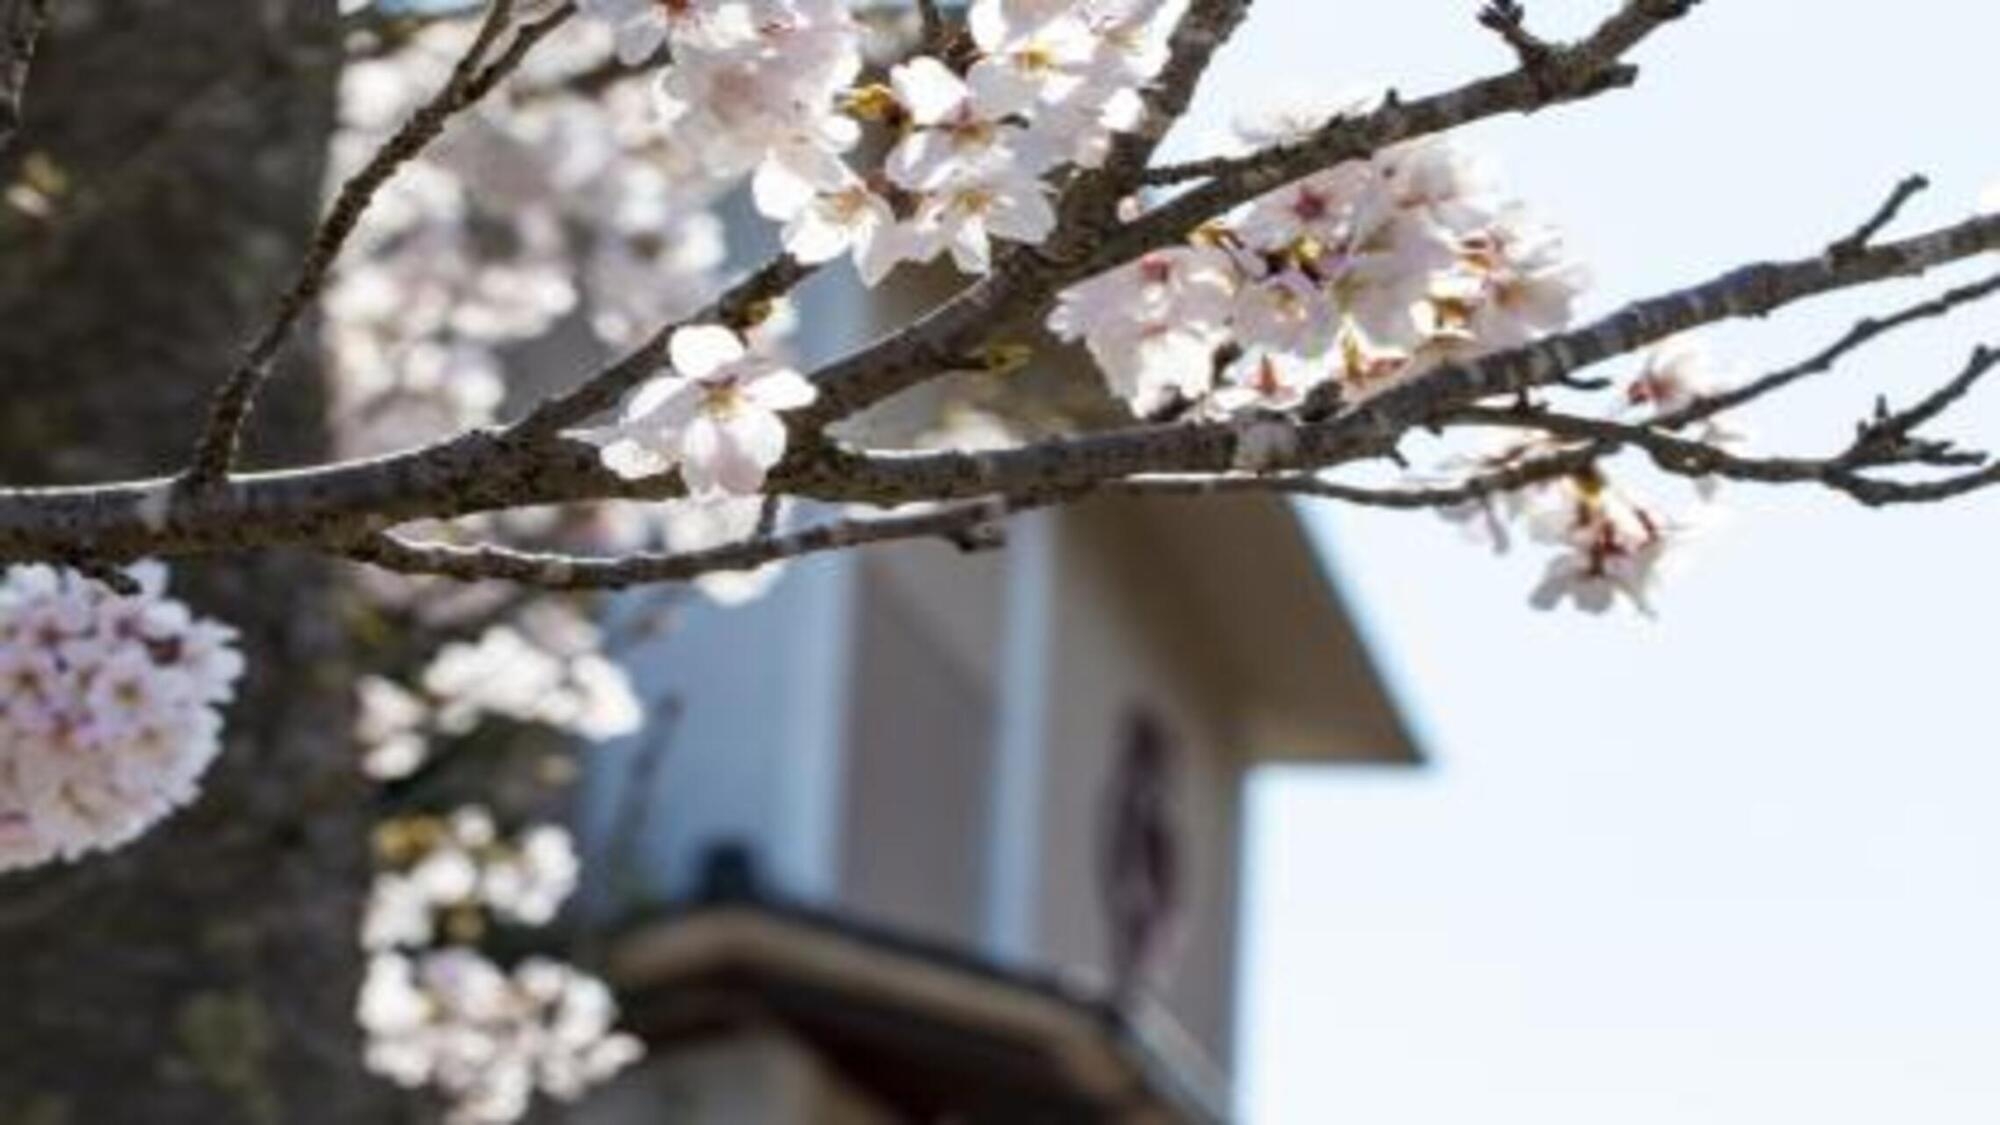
left=1174, top=4, right=2000, bottom=1123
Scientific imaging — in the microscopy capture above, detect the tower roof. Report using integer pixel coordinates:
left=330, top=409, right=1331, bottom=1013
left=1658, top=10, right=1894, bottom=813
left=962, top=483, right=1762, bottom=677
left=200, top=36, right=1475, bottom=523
left=1062, top=492, right=1420, bottom=765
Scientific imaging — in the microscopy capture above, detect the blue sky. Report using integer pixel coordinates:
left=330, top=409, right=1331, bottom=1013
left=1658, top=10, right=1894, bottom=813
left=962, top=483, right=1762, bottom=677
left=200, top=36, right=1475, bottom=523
left=1186, top=3, right=2000, bottom=1122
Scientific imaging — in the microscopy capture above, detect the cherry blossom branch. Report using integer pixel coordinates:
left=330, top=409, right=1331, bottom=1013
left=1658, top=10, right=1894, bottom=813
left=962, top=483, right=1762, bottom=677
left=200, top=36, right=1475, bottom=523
left=0, top=0, right=50, bottom=157
left=6, top=0, right=2000, bottom=595
left=1331, top=212, right=2000, bottom=444
left=797, top=0, right=1697, bottom=427
left=1135, top=0, right=1690, bottom=199
left=810, top=210, right=2000, bottom=506
left=785, top=0, right=1258, bottom=430
left=344, top=495, right=1043, bottom=590
left=1445, top=343, right=2000, bottom=502
left=1, top=199, right=1996, bottom=574
left=184, top=0, right=575, bottom=486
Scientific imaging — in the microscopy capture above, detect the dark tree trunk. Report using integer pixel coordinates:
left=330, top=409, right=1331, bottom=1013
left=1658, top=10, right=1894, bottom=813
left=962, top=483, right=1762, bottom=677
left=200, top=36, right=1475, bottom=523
left=0, top=1, right=391, bottom=1122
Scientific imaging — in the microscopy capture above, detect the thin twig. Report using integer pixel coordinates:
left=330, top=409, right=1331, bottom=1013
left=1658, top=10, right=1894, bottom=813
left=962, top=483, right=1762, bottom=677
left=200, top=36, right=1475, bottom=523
left=1105, top=446, right=1603, bottom=509
left=1445, top=345, right=2000, bottom=504
left=183, top=0, right=574, bottom=485
left=1657, top=269, right=2000, bottom=430
left=344, top=495, right=1044, bottom=589
left=1827, top=174, right=1931, bottom=261
left=1476, top=1, right=1553, bottom=69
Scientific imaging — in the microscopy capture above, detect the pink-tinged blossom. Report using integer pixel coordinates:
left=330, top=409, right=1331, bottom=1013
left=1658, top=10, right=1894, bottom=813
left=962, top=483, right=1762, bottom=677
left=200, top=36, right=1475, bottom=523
left=1523, top=474, right=1696, bottom=616
left=1211, top=351, right=1326, bottom=415
left=1625, top=336, right=1743, bottom=497
left=1049, top=246, right=1237, bottom=335
left=1053, top=123, right=1586, bottom=418
left=1627, top=335, right=1726, bottom=418
left=1527, top=503, right=1681, bottom=616
left=1442, top=213, right=1590, bottom=350
left=0, top=563, right=243, bottom=873
left=1235, top=166, right=1369, bottom=251
left=1232, top=269, right=1342, bottom=358
left=1097, top=321, right=1228, bottom=414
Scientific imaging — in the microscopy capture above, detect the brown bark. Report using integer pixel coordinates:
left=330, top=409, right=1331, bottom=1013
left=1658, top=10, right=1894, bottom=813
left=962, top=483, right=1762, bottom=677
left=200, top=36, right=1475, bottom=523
left=0, top=1, right=391, bottom=1121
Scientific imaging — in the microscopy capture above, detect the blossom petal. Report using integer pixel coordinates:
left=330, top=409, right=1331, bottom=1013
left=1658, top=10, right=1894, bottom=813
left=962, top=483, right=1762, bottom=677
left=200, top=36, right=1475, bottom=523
left=669, top=325, right=745, bottom=380
left=681, top=411, right=786, bottom=497
left=890, top=56, right=969, bottom=127
left=752, top=158, right=820, bottom=221
left=745, top=368, right=818, bottom=411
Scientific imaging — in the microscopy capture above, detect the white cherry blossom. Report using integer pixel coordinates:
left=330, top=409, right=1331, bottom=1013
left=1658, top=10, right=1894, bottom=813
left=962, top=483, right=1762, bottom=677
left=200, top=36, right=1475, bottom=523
left=419, top=624, right=642, bottom=741
left=592, top=325, right=819, bottom=497
left=775, top=173, right=908, bottom=286
left=905, top=168, right=1058, bottom=274
left=887, top=55, right=1045, bottom=192
left=359, top=950, right=642, bottom=1125
left=579, top=0, right=757, bottom=66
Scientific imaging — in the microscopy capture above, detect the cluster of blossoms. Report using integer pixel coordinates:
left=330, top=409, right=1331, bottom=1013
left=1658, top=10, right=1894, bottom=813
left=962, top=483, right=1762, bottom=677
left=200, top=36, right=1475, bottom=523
left=1432, top=337, right=1734, bottom=614
left=357, top=609, right=643, bottom=781
left=330, top=17, right=736, bottom=460
left=1437, top=446, right=1691, bottom=615
left=579, top=0, right=1173, bottom=285
left=1052, top=125, right=1588, bottom=417
left=358, top=807, right=641, bottom=1124
left=335, top=15, right=809, bottom=594
left=363, top=808, right=583, bottom=959
left=834, top=0, right=1171, bottom=274
left=360, top=946, right=641, bottom=1124
left=0, top=564, right=242, bottom=872
left=1037, top=96, right=1740, bottom=614
left=573, top=0, right=1180, bottom=493
left=355, top=656, right=648, bottom=1123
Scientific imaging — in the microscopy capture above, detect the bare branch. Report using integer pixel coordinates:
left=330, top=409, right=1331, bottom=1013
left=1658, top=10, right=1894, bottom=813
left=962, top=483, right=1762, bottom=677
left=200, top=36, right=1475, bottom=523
left=1847, top=345, right=2000, bottom=461
left=1827, top=174, right=1931, bottom=261
left=184, top=0, right=575, bottom=486
left=1476, top=1, right=1553, bottom=70
left=344, top=496, right=1042, bottom=590
left=1104, top=446, right=1604, bottom=509
left=1657, top=269, right=2000, bottom=430
left=1447, top=344, right=2000, bottom=502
